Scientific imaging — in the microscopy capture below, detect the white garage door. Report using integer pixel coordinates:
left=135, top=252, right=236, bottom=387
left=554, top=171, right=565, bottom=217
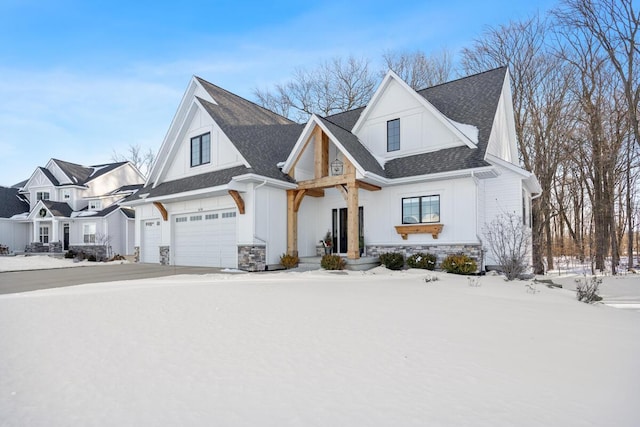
left=141, top=219, right=161, bottom=263
left=173, top=209, right=237, bottom=268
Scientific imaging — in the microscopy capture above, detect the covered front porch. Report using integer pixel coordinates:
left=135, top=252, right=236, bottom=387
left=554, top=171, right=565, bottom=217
left=284, top=122, right=381, bottom=260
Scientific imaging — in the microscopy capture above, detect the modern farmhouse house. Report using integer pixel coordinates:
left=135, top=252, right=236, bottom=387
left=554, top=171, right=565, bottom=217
left=129, top=67, right=541, bottom=270
left=0, top=159, right=145, bottom=257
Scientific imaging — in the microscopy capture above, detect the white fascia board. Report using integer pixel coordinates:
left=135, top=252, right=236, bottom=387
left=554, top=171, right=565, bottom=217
left=352, top=70, right=477, bottom=149
left=147, top=76, right=214, bottom=185
left=485, top=154, right=542, bottom=195
left=21, top=168, right=55, bottom=191
left=231, top=173, right=298, bottom=190
left=364, top=166, right=497, bottom=186
left=281, top=118, right=318, bottom=173
left=48, top=159, right=74, bottom=184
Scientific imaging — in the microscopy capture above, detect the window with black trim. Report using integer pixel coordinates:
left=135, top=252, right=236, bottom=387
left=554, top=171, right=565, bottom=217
left=387, top=119, right=400, bottom=152
left=402, top=195, right=440, bottom=224
left=190, top=132, right=211, bottom=167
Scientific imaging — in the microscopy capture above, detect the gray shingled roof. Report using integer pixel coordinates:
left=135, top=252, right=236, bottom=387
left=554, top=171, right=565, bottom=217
left=318, top=116, right=385, bottom=176
left=128, top=165, right=252, bottom=202
left=152, top=68, right=506, bottom=198
left=0, top=186, right=29, bottom=218
left=323, top=67, right=506, bottom=178
left=39, top=167, right=60, bottom=186
left=42, top=201, right=73, bottom=218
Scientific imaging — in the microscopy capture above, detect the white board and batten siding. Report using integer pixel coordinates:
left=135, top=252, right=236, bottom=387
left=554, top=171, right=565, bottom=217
left=172, top=209, right=237, bottom=268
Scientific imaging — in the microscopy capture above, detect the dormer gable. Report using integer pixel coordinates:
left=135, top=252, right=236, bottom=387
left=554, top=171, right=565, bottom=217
left=351, top=70, right=477, bottom=162
left=147, top=76, right=251, bottom=188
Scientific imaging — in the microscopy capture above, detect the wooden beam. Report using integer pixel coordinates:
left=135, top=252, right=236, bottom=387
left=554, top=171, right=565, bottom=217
left=297, top=175, right=349, bottom=190
left=394, top=224, right=444, bottom=240
left=356, top=180, right=382, bottom=192
left=306, top=189, right=325, bottom=197
left=287, top=190, right=298, bottom=257
left=289, top=132, right=314, bottom=176
left=344, top=157, right=356, bottom=178
left=335, top=185, right=348, bottom=202
left=153, top=202, right=168, bottom=221
left=293, top=189, right=306, bottom=212
left=314, top=126, right=327, bottom=179
left=228, top=190, right=245, bottom=214
left=346, top=181, right=360, bottom=259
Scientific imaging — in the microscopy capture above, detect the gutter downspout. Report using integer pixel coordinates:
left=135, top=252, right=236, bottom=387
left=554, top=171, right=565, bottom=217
left=471, top=171, right=485, bottom=272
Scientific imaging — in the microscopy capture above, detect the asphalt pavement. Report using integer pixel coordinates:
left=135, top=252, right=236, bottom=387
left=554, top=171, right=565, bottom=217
left=0, top=263, right=224, bottom=295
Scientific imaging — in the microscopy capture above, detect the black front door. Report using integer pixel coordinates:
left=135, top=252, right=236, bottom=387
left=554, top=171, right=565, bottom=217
left=63, top=224, right=70, bottom=250
left=332, top=207, right=363, bottom=254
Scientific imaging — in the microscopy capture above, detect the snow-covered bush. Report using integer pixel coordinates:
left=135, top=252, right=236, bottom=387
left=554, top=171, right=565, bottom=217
left=407, top=252, right=436, bottom=270
left=576, top=275, right=603, bottom=303
left=483, top=212, right=531, bottom=280
left=441, top=254, right=477, bottom=275
left=379, top=252, right=405, bottom=270
left=321, top=254, right=345, bottom=270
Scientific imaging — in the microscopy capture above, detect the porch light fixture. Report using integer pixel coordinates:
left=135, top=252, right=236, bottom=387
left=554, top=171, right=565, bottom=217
left=331, top=158, right=343, bottom=176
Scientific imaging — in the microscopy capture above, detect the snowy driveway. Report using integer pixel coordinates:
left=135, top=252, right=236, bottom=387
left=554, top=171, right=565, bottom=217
left=0, top=263, right=225, bottom=294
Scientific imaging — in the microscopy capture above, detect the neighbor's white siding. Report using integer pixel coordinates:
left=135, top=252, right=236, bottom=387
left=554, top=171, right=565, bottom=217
left=0, top=219, right=29, bottom=252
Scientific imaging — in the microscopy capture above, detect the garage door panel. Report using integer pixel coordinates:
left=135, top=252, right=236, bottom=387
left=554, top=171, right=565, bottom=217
left=173, top=210, right=237, bottom=268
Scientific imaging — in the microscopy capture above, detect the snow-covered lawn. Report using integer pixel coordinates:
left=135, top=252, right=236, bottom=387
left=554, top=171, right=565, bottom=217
left=0, top=255, right=127, bottom=272
left=0, top=268, right=638, bottom=426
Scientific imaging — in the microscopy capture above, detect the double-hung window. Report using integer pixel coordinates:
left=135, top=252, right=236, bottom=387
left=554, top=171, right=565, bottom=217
left=402, top=195, right=440, bottom=224
left=191, top=132, right=211, bottom=167
left=88, top=200, right=102, bottom=211
left=387, top=119, right=400, bottom=152
left=36, top=191, right=50, bottom=201
left=39, top=226, right=49, bottom=244
left=83, top=223, right=96, bottom=244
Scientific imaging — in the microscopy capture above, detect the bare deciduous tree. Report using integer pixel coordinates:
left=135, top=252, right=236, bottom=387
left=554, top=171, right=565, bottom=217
left=483, top=212, right=532, bottom=280
left=254, top=56, right=376, bottom=122
left=381, top=48, right=454, bottom=90
left=111, top=144, right=155, bottom=178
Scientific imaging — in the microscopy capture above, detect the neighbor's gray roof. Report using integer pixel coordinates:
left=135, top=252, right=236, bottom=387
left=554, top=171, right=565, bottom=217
left=0, top=186, right=29, bottom=218
left=42, top=201, right=73, bottom=218
left=51, top=159, right=129, bottom=186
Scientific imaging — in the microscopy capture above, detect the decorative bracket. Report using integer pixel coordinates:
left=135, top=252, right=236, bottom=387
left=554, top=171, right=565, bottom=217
left=394, top=224, right=444, bottom=240
left=228, top=190, right=245, bottom=214
left=153, top=202, right=168, bottom=221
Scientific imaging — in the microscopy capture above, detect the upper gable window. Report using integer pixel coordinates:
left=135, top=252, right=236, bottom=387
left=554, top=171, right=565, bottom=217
left=387, top=119, right=400, bottom=152
left=36, top=192, right=50, bottom=201
left=191, top=133, right=211, bottom=167
left=88, top=200, right=102, bottom=211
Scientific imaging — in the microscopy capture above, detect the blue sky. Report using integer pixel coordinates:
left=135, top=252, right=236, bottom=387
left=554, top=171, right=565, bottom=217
left=0, top=0, right=556, bottom=186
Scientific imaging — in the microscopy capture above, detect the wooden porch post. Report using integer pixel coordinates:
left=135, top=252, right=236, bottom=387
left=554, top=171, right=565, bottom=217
left=286, top=190, right=298, bottom=257
left=346, top=181, right=360, bottom=259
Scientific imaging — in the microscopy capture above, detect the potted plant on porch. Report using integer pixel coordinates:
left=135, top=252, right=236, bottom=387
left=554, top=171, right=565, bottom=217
left=320, top=231, right=333, bottom=255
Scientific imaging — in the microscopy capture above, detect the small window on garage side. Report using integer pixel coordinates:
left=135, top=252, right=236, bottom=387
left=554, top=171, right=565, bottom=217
left=191, top=132, right=211, bottom=167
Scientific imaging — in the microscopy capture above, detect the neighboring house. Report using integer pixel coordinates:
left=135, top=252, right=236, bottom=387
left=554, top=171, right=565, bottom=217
left=0, top=185, right=30, bottom=252
left=128, top=67, right=541, bottom=271
left=2, top=159, right=145, bottom=257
